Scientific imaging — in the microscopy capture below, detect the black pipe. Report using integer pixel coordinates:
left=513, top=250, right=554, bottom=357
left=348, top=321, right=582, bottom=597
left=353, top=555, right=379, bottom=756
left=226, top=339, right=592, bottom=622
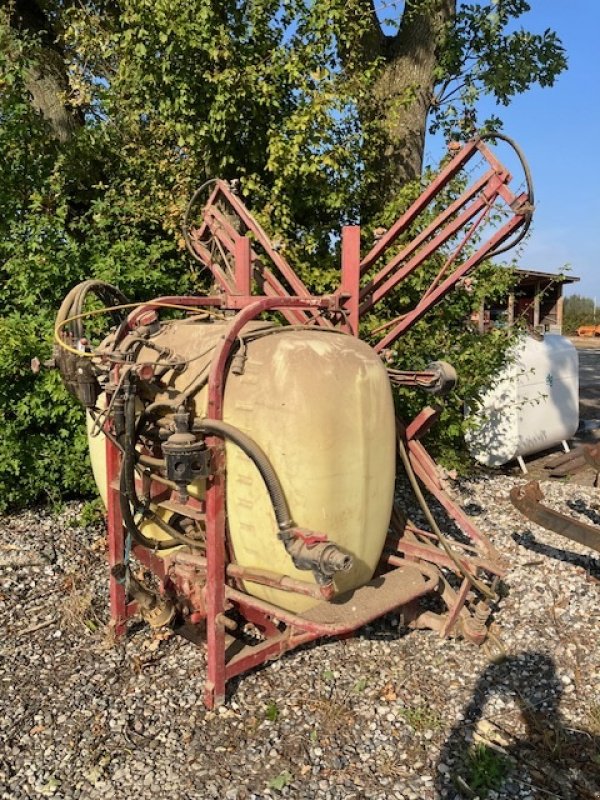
left=120, top=381, right=204, bottom=550
left=119, top=384, right=178, bottom=550
left=193, top=418, right=293, bottom=531
left=479, top=131, right=535, bottom=260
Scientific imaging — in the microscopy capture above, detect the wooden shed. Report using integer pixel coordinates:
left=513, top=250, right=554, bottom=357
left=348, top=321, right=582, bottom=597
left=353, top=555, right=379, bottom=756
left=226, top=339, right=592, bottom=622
left=471, top=268, right=580, bottom=334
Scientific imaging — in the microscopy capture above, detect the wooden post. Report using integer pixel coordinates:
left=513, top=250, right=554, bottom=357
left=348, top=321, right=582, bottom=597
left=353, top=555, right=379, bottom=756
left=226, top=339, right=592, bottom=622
left=557, top=294, right=564, bottom=334
left=533, top=282, right=540, bottom=329
left=507, top=291, right=515, bottom=326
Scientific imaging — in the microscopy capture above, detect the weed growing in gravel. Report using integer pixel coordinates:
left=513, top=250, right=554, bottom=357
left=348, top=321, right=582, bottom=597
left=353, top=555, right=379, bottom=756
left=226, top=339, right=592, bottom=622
left=588, top=704, right=600, bottom=735
left=307, top=695, right=356, bottom=737
left=462, top=743, right=511, bottom=796
left=267, top=770, right=292, bottom=791
left=265, top=700, right=279, bottom=722
left=76, top=497, right=105, bottom=528
left=398, top=703, right=443, bottom=732
left=60, top=573, right=102, bottom=633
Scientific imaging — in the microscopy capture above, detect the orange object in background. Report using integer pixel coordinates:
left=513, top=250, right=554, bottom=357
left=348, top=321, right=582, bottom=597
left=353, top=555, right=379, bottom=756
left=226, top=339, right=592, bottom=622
left=576, top=324, right=600, bottom=337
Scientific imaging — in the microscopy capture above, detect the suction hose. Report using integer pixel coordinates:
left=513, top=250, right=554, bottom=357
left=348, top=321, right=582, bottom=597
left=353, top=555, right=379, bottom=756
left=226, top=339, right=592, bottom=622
left=120, top=384, right=200, bottom=550
left=193, top=418, right=293, bottom=532
left=193, top=419, right=353, bottom=580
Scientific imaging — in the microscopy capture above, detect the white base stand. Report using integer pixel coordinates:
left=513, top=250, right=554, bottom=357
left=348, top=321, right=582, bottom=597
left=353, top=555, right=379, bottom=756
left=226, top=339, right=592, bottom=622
left=517, top=455, right=528, bottom=474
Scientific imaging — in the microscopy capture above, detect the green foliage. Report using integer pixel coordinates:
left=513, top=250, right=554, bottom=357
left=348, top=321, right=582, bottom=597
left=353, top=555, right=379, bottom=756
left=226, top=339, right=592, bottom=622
left=267, top=770, right=293, bottom=791
left=564, top=293, right=596, bottom=335
left=265, top=700, right=279, bottom=721
left=398, top=703, right=443, bottom=732
left=359, top=174, right=521, bottom=465
left=76, top=497, right=106, bottom=529
left=461, top=743, right=511, bottom=796
left=0, top=1, right=563, bottom=510
left=434, top=1, right=567, bottom=137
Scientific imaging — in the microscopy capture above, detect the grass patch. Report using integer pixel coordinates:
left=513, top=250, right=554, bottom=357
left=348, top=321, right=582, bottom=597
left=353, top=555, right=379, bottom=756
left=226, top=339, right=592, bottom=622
left=588, top=704, right=600, bottom=735
left=398, top=704, right=443, bottom=732
left=461, top=743, right=511, bottom=796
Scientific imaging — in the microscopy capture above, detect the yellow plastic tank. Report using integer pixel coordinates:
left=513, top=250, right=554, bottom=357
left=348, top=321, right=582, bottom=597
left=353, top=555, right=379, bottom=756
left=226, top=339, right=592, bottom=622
left=88, top=323, right=396, bottom=613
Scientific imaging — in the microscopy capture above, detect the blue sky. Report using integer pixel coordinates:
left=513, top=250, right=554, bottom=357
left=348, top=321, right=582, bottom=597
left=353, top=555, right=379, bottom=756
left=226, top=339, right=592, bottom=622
left=490, top=1, right=600, bottom=298
left=420, top=2, right=600, bottom=299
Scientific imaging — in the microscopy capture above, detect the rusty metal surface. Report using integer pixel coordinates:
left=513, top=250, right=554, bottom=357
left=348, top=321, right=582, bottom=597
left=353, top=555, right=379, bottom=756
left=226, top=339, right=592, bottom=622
left=542, top=444, right=600, bottom=478
left=510, top=480, right=600, bottom=554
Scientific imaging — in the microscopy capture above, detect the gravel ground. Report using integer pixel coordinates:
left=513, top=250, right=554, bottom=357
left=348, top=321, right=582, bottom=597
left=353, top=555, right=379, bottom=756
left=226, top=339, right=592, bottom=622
left=1, top=475, right=600, bottom=800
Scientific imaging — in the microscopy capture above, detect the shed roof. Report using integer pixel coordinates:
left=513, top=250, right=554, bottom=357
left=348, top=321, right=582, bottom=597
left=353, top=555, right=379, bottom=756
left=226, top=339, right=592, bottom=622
left=514, top=268, right=579, bottom=285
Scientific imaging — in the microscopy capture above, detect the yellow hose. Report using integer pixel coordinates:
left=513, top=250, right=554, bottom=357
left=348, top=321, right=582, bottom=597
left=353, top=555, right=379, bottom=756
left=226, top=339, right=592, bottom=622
left=54, top=300, right=222, bottom=357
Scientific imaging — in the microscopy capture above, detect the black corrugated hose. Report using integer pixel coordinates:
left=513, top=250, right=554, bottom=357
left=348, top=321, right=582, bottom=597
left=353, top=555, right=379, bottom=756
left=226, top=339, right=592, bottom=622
left=193, top=418, right=293, bottom=532
left=119, top=379, right=200, bottom=550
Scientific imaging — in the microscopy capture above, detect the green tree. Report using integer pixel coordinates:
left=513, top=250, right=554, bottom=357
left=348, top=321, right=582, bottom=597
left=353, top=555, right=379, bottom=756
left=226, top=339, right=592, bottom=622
left=0, top=1, right=566, bottom=509
left=563, top=294, right=596, bottom=335
left=334, top=0, right=566, bottom=210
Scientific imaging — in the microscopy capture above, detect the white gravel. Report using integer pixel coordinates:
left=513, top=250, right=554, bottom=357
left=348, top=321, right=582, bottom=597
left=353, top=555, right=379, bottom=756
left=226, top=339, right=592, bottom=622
left=1, top=475, right=599, bottom=799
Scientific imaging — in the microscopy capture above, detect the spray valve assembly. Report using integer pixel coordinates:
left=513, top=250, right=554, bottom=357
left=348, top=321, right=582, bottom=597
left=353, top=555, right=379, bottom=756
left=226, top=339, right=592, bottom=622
left=162, top=409, right=211, bottom=503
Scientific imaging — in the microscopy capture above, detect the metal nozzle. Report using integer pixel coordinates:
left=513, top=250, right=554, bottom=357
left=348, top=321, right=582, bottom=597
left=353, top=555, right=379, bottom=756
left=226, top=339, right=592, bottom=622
left=318, top=544, right=353, bottom=576
left=281, top=530, right=354, bottom=583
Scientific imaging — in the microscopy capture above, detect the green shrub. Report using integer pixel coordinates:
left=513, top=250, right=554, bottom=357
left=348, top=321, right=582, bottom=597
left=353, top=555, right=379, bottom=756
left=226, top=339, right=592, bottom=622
left=0, top=4, right=521, bottom=511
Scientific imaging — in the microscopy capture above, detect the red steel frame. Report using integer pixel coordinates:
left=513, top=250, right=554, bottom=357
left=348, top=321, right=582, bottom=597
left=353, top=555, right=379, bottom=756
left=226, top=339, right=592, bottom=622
left=104, top=134, right=530, bottom=707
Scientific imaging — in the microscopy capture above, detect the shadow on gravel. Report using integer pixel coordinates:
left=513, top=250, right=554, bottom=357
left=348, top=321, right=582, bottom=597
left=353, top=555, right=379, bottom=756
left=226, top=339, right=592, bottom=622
left=566, top=499, right=600, bottom=526
left=512, top=530, right=600, bottom=580
left=435, top=652, right=600, bottom=799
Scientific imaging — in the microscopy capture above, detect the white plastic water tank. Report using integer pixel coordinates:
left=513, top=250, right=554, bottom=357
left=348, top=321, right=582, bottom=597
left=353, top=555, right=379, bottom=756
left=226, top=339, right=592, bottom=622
left=465, top=334, right=579, bottom=467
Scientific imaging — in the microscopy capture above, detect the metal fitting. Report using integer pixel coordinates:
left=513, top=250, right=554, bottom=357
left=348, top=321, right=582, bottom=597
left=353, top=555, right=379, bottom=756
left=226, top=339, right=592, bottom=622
left=281, top=529, right=353, bottom=584
left=111, top=565, right=175, bottom=629
left=423, top=361, right=458, bottom=396
left=135, top=310, right=160, bottom=336
left=462, top=601, right=490, bottom=644
left=162, top=432, right=211, bottom=503
left=162, top=408, right=211, bottom=502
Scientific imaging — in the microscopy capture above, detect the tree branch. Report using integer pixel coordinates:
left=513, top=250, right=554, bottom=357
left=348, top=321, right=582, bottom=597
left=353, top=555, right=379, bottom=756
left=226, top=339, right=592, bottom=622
left=337, top=0, right=387, bottom=71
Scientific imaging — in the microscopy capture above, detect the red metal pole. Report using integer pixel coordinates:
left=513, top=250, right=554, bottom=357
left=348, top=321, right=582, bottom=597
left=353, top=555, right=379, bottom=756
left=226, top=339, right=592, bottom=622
left=340, top=225, right=361, bottom=335
left=214, top=182, right=332, bottom=326
left=234, top=235, right=252, bottom=296
left=359, top=169, right=496, bottom=282
left=360, top=138, right=482, bottom=271
left=202, top=204, right=324, bottom=325
left=202, top=295, right=334, bottom=708
left=204, top=437, right=227, bottom=708
left=106, top=434, right=127, bottom=636
left=373, top=211, right=526, bottom=350
left=360, top=178, right=505, bottom=313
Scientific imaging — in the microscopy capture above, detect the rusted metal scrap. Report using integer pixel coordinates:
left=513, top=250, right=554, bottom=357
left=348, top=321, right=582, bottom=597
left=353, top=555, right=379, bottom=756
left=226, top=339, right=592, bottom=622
left=509, top=481, right=600, bottom=554
left=542, top=442, right=600, bottom=478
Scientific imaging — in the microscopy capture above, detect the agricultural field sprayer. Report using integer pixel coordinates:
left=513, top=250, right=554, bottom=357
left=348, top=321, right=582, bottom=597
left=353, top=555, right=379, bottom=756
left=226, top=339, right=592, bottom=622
left=53, top=133, right=534, bottom=707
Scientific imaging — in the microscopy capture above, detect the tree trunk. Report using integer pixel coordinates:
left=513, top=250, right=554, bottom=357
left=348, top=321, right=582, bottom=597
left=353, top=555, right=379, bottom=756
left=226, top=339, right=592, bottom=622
left=344, top=0, right=456, bottom=217
left=11, top=0, right=82, bottom=142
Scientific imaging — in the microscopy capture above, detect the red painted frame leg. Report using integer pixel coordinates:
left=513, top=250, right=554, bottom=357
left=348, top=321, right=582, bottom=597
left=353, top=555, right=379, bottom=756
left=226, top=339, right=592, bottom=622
left=106, top=435, right=127, bottom=636
left=204, top=439, right=227, bottom=708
